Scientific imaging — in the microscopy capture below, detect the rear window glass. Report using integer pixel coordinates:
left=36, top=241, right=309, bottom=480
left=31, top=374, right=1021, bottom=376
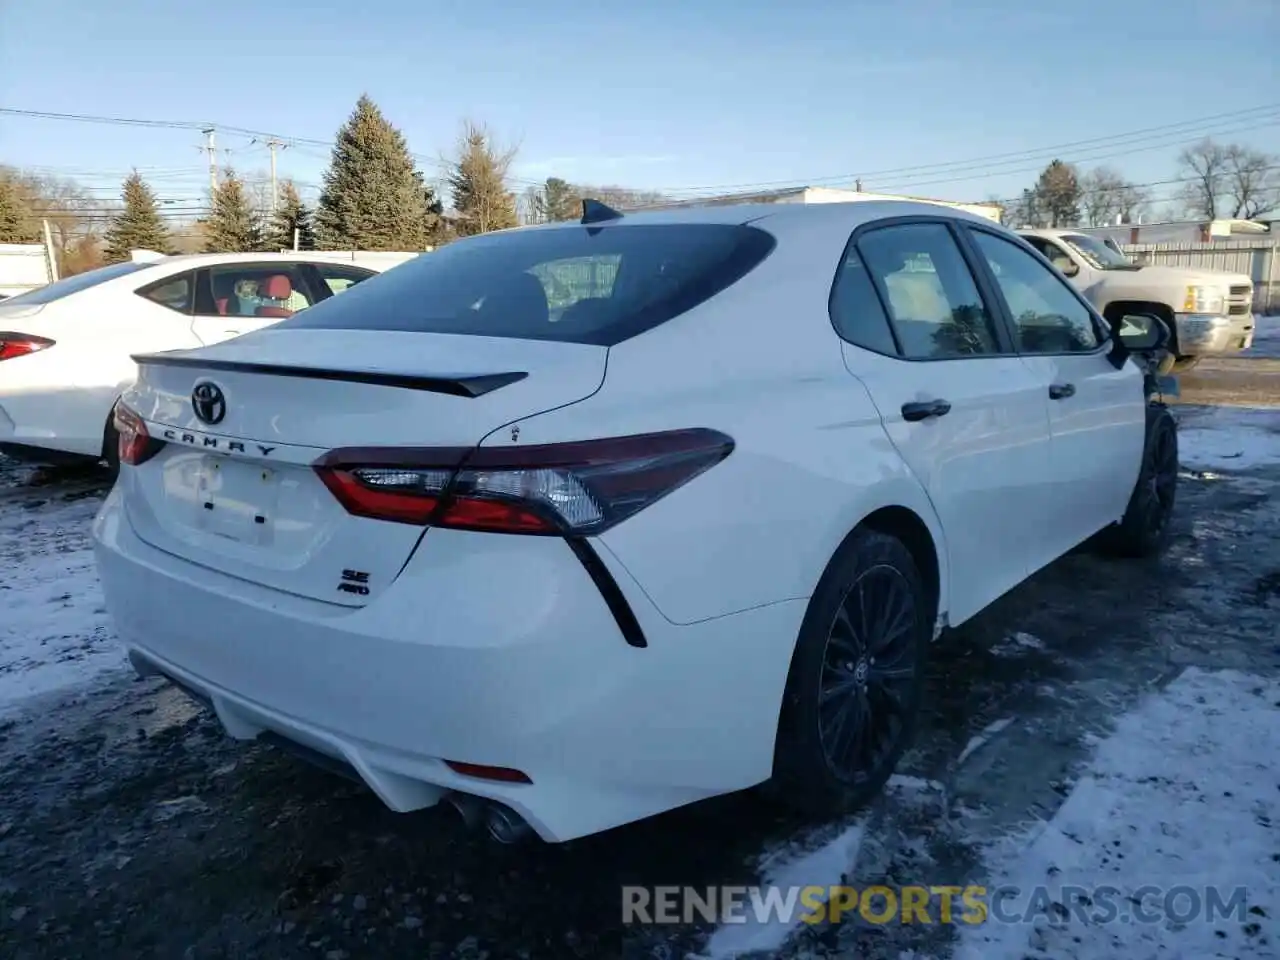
left=1, top=260, right=153, bottom=305
left=275, top=223, right=776, bottom=346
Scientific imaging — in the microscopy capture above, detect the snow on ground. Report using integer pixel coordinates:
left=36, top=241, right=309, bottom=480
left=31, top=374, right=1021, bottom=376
left=0, top=484, right=126, bottom=715
left=700, top=820, right=866, bottom=959
left=1177, top=405, right=1280, bottom=471
left=956, top=667, right=1279, bottom=960
left=955, top=717, right=1015, bottom=768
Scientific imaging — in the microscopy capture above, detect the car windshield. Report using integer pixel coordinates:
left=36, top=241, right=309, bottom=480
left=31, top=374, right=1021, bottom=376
left=1061, top=234, right=1139, bottom=271
left=0, top=260, right=154, bottom=305
left=276, top=223, right=777, bottom=346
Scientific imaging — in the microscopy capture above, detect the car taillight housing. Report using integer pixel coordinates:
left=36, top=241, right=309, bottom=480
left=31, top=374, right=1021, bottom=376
left=315, top=428, right=735, bottom=536
left=0, top=333, right=54, bottom=362
left=113, top=400, right=165, bottom=466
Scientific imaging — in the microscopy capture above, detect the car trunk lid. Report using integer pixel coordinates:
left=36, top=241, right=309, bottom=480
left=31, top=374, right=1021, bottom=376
left=118, top=327, right=606, bottom=605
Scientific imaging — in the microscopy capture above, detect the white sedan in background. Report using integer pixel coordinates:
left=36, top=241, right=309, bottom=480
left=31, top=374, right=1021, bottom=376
left=0, top=252, right=406, bottom=469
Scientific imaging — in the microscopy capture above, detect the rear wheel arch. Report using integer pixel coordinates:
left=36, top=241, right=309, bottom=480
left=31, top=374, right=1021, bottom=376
left=859, top=505, right=942, bottom=632
left=775, top=500, right=945, bottom=722
left=767, top=505, right=939, bottom=813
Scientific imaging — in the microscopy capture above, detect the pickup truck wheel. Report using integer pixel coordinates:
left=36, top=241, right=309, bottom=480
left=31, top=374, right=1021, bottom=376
left=770, top=529, right=928, bottom=816
left=1098, top=404, right=1178, bottom=558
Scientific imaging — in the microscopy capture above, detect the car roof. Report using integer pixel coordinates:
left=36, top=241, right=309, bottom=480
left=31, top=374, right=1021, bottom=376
left=141, top=251, right=395, bottom=268
left=519, top=198, right=1003, bottom=233
left=1016, top=228, right=1081, bottom=239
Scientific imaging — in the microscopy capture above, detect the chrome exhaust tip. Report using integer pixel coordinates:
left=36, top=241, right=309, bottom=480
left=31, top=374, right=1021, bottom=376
left=484, top=802, right=533, bottom=844
left=445, top=792, right=484, bottom=829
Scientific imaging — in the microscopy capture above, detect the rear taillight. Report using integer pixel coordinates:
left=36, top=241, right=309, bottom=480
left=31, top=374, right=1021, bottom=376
left=112, top=400, right=165, bottom=466
left=315, top=428, right=734, bottom=535
left=0, top=332, right=54, bottom=362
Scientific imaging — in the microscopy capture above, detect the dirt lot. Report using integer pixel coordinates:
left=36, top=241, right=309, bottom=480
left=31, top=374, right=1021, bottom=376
left=1, top=332, right=1278, bottom=960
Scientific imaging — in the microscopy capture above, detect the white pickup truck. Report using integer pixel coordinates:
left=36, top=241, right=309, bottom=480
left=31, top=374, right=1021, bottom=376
left=1018, top=228, right=1255, bottom=371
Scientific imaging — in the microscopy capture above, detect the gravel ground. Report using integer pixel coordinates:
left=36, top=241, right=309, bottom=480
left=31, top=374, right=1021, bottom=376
left=1, top=353, right=1277, bottom=959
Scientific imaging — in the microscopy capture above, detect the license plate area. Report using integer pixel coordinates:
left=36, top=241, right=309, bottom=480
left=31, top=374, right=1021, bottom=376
left=192, top=454, right=280, bottom=544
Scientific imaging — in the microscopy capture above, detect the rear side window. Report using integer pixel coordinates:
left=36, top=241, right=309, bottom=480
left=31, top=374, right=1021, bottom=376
left=136, top=271, right=195, bottom=314
left=829, top=247, right=898, bottom=355
left=275, top=224, right=776, bottom=346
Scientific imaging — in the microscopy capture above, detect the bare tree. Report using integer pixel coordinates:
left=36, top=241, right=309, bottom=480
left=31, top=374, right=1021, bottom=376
left=1177, top=138, right=1229, bottom=219
left=569, top=184, right=668, bottom=211
left=519, top=184, right=546, bottom=225
left=1113, top=181, right=1153, bottom=224
left=1222, top=144, right=1277, bottom=219
left=1000, top=188, right=1041, bottom=229
left=1079, top=167, right=1126, bottom=226
left=1079, top=167, right=1154, bottom=225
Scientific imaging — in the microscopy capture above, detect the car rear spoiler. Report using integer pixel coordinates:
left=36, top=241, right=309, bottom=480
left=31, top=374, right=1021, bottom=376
left=130, top=353, right=528, bottom=399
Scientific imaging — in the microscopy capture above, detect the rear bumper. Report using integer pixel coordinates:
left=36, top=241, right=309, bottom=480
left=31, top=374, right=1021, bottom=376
left=1174, top=312, right=1255, bottom=355
left=92, top=484, right=804, bottom=841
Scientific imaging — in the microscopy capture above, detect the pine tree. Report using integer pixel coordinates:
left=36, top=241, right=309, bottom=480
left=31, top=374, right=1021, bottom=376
left=204, top=170, right=262, bottom=253
left=314, top=95, right=428, bottom=250
left=103, top=171, right=173, bottom=262
left=420, top=177, right=449, bottom=247
left=264, top=180, right=315, bottom=251
left=542, top=177, right=579, bottom=222
left=0, top=174, right=40, bottom=244
left=1033, top=160, right=1081, bottom=228
left=448, top=121, right=519, bottom=237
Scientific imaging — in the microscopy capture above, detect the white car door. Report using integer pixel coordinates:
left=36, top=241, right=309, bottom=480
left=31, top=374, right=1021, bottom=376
left=832, top=220, right=1057, bottom=626
left=190, top=262, right=319, bottom=345
left=967, top=227, right=1146, bottom=563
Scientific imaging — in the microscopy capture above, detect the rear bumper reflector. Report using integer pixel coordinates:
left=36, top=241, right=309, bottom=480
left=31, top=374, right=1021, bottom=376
left=443, top=760, right=533, bottom=784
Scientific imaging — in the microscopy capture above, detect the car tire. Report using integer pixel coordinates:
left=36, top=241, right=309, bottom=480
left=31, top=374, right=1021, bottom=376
left=1098, top=403, right=1178, bottom=559
left=770, top=528, right=929, bottom=817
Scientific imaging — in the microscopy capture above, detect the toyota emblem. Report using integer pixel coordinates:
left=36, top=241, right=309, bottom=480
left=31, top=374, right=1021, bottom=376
left=191, top=381, right=227, bottom=425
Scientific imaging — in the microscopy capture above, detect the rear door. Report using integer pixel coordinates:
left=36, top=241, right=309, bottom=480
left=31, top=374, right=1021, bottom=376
left=191, top=261, right=321, bottom=344
left=964, top=226, right=1145, bottom=558
left=832, top=219, right=1056, bottom=624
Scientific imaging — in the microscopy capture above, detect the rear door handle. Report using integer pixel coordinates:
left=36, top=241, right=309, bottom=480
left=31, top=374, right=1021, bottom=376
left=1049, top=382, right=1075, bottom=400
left=901, top=399, right=952, bottom=422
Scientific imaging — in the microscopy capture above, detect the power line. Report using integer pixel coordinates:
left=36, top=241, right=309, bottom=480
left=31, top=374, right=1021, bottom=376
left=8, top=102, right=1278, bottom=211
left=647, top=102, right=1280, bottom=196
left=0, top=105, right=547, bottom=188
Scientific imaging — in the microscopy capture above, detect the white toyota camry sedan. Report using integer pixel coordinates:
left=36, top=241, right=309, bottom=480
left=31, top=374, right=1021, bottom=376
left=92, top=199, right=1178, bottom=843
left=0, top=251, right=404, bottom=469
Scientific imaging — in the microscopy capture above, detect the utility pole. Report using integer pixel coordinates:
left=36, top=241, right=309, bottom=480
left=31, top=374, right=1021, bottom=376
left=251, top=137, right=288, bottom=213
left=200, top=128, right=218, bottom=195
left=41, top=218, right=59, bottom=282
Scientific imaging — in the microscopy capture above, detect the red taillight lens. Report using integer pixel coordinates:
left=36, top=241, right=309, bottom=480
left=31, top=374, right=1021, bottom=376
left=0, top=333, right=54, bottom=362
left=112, top=400, right=164, bottom=467
left=315, top=428, right=735, bottom=535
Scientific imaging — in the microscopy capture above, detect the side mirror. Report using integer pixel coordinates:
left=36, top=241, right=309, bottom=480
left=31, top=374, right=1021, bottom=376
left=1056, top=260, right=1080, bottom=278
left=1116, top=313, right=1170, bottom=352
